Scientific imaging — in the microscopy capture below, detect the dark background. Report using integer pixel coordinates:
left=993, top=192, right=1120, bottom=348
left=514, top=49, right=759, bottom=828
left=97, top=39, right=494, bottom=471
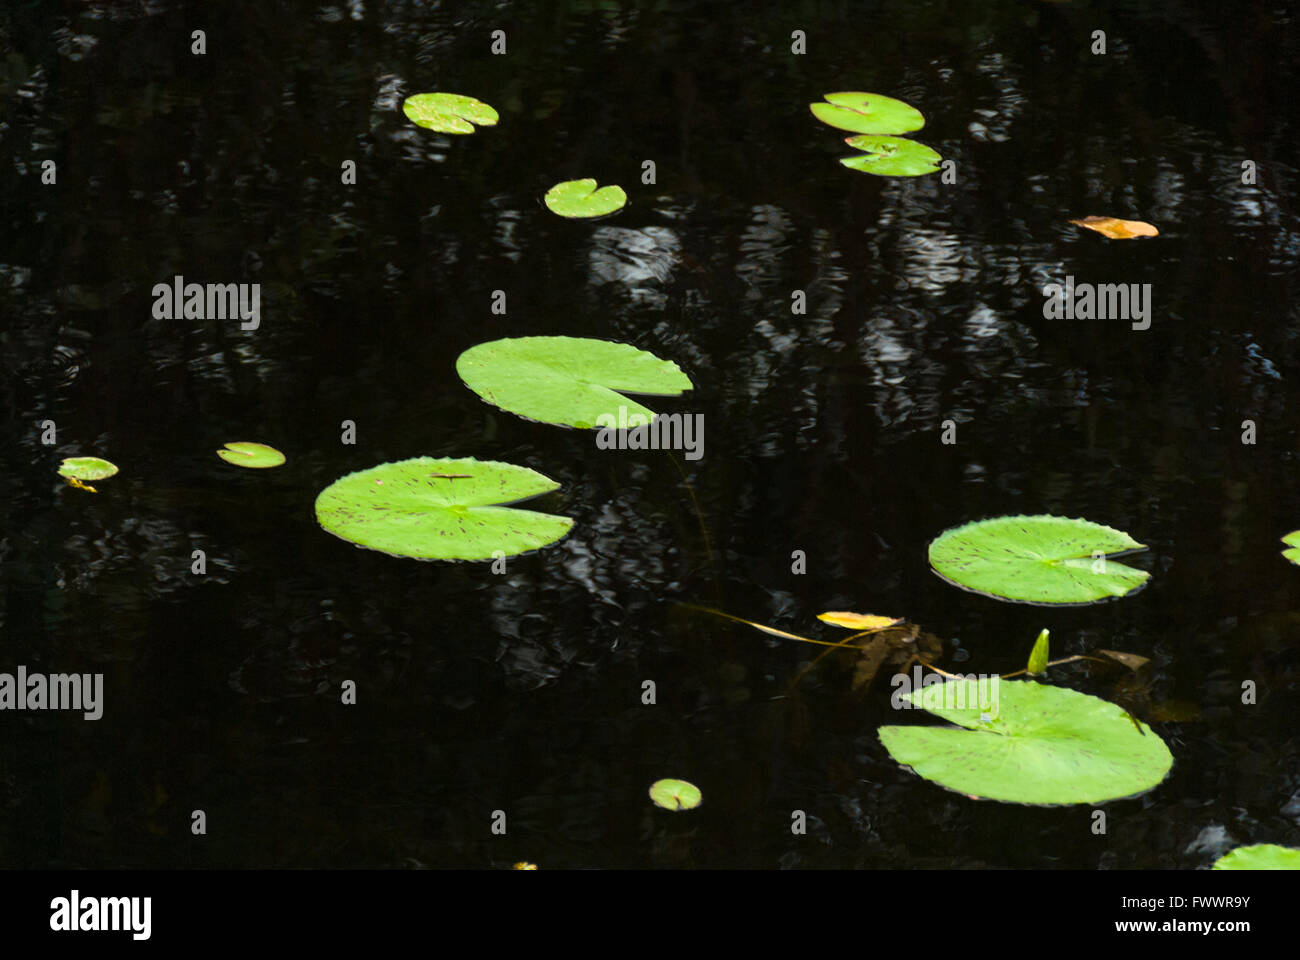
left=1, top=0, right=1298, bottom=868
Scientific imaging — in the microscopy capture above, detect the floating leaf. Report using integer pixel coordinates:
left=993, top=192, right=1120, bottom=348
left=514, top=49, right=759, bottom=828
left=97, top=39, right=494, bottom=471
left=1213, top=844, right=1300, bottom=870
left=512, top=862, right=539, bottom=870
left=58, top=456, right=118, bottom=482
left=879, top=679, right=1173, bottom=805
left=402, top=92, right=498, bottom=134
left=809, top=91, right=925, bottom=135
left=456, top=336, right=691, bottom=429
left=841, top=135, right=942, bottom=176
left=1069, top=216, right=1158, bottom=239
left=649, top=778, right=701, bottom=811
left=817, top=611, right=903, bottom=631
left=928, top=515, right=1149, bottom=604
left=543, top=178, right=627, bottom=218
left=1281, top=530, right=1300, bottom=565
left=1027, top=628, right=1050, bottom=676
left=217, top=442, right=285, bottom=469
left=1096, top=649, right=1150, bottom=671
left=314, top=457, right=573, bottom=561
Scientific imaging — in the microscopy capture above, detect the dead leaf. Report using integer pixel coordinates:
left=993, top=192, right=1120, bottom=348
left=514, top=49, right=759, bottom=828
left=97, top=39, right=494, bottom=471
left=1096, top=648, right=1151, bottom=671
left=817, top=611, right=903, bottom=631
left=1069, top=215, right=1158, bottom=239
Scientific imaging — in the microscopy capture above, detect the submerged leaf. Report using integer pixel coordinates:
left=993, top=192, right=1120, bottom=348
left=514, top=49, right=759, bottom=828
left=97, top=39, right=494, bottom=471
left=543, top=178, right=627, bottom=218
left=649, top=778, right=701, bottom=811
left=456, top=336, right=691, bottom=429
left=1069, top=216, right=1158, bottom=239
left=816, top=611, right=903, bottom=631
left=879, top=680, right=1173, bottom=805
left=1096, top=648, right=1151, bottom=671
left=841, top=135, right=942, bottom=176
left=928, top=514, right=1149, bottom=604
left=402, top=92, right=498, bottom=134
left=809, top=91, right=925, bottom=135
left=314, top=457, right=572, bottom=561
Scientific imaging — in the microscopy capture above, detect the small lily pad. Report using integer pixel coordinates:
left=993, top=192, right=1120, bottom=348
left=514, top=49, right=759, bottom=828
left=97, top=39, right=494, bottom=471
left=1212, top=844, right=1300, bottom=870
left=402, top=93, right=499, bottom=134
left=841, top=135, right=942, bottom=176
left=314, top=457, right=573, bottom=561
left=649, top=778, right=701, bottom=811
left=1281, top=530, right=1300, bottom=565
left=928, top=515, right=1150, bottom=605
left=456, top=336, right=691, bottom=429
left=58, top=457, right=118, bottom=482
left=543, top=178, right=627, bottom=218
left=810, top=91, right=925, bottom=135
left=217, top=442, right=286, bottom=469
left=879, top=679, right=1173, bottom=805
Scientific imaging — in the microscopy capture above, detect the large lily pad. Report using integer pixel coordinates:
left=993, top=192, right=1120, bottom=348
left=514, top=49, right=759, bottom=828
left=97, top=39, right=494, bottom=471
left=879, top=679, right=1173, bottom=805
left=402, top=93, right=498, bottom=134
left=841, top=135, right=942, bottom=176
left=314, top=457, right=573, bottom=561
left=456, top=336, right=692, bottom=429
left=1212, top=844, right=1300, bottom=870
left=543, top=178, right=627, bottom=218
left=809, top=91, right=925, bottom=135
left=928, top=515, right=1149, bottom=604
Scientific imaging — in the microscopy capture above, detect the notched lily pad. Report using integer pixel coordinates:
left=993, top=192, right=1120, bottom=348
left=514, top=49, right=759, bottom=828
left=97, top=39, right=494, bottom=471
left=456, top=336, right=691, bottom=429
left=841, top=135, right=942, bottom=176
left=649, top=778, right=702, bottom=811
left=543, top=178, right=627, bottom=218
left=879, top=679, right=1173, bottom=805
left=810, top=91, right=925, bottom=135
left=402, top=92, right=499, bottom=134
left=314, top=457, right=573, bottom=561
left=217, top=442, right=285, bottom=469
left=1281, top=530, right=1300, bottom=565
left=928, top=514, right=1150, bottom=605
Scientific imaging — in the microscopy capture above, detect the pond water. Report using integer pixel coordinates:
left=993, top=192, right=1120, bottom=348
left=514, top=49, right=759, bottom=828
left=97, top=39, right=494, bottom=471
left=2, top=0, right=1299, bottom=868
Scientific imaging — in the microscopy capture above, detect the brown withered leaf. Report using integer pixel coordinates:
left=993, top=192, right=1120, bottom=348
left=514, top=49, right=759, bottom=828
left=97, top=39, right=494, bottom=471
left=1096, top=648, right=1151, bottom=671
left=1069, top=215, right=1159, bottom=239
left=851, top=622, right=943, bottom=692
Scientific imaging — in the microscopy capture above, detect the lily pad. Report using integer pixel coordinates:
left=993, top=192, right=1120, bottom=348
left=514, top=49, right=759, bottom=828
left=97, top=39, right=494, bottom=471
left=928, top=515, right=1149, bottom=605
left=402, top=93, right=498, bottom=134
left=314, top=457, right=573, bottom=561
left=1281, top=530, right=1300, bottom=565
left=58, top=456, right=118, bottom=482
left=217, top=442, right=285, bottom=469
left=879, top=679, right=1173, bottom=805
left=649, top=778, right=701, bottom=811
left=456, top=336, right=692, bottom=429
left=841, top=135, right=942, bottom=176
left=543, top=178, right=627, bottom=218
left=809, top=91, right=925, bottom=135
left=1212, top=844, right=1300, bottom=870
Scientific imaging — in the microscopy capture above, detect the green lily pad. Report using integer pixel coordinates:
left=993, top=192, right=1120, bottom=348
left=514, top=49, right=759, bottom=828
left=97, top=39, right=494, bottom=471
left=58, top=457, right=118, bottom=482
left=1282, top=530, right=1300, bottom=565
left=217, top=442, right=285, bottom=469
left=810, top=91, right=925, bottom=135
left=543, top=178, right=627, bottom=218
left=1213, top=844, right=1300, bottom=870
left=314, top=457, right=573, bottom=561
left=928, top=515, right=1150, bottom=605
left=649, top=778, right=701, bottom=811
left=456, top=336, right=692, bottom=429
left=402, top=93, right=498, bottom=134
left=879, top=679, right=1173, bottom=805
left=840, top=135, right=942, bottom=176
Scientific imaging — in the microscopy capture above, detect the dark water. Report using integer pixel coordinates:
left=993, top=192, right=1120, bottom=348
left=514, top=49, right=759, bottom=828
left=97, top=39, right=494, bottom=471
left=2, top=0, right=1299, bottom=869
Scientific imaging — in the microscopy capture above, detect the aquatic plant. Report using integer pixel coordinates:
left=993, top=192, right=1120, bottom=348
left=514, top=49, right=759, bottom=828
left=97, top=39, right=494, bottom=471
left=543, top=178, right=627, bottom=218
left=217, top=441, right=285, bottom=469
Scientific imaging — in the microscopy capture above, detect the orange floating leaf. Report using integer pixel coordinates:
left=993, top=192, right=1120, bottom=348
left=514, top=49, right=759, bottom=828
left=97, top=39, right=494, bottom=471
left=816, top=611, right=903, bottom=631
left=1069, top=216, right=1158, bottom=239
